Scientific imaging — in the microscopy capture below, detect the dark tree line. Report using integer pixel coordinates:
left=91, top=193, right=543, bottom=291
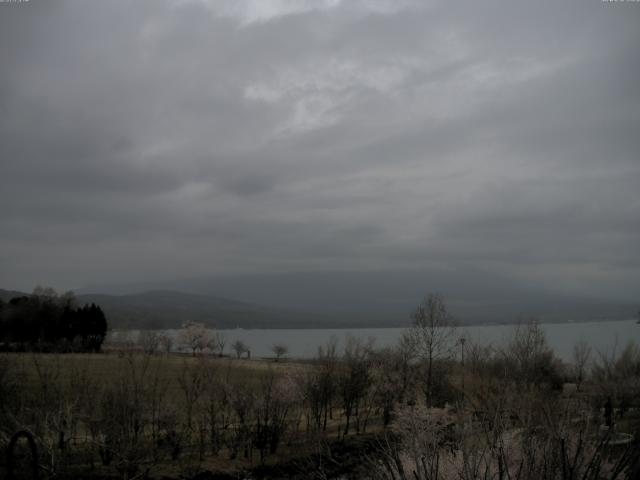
left=0, top=286, right=107, bottom=352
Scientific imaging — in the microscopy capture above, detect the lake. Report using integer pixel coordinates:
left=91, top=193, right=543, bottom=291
left=127, top=319, right=640, bottom=361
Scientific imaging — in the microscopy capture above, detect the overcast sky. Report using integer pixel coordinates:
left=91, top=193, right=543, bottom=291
left=1, top=0, right=639, bottom=300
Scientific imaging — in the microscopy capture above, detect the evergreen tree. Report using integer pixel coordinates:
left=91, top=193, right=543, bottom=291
left=0, top=288, right=108, bottom=352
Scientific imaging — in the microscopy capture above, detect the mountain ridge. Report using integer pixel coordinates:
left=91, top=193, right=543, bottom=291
left=0, top=288, right=367, bottom=329
left=3, top=271, right=637, bottom=330
left=72, top=268, right=639, bottom=325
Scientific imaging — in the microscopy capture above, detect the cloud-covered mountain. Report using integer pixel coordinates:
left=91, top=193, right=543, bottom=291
left=75, top=290, right=335, bottom=329
left=74, top=267, right=639, bottom=327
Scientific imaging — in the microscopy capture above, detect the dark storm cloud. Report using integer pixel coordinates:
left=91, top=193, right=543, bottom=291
left=0, top=0, right=638, bottom=299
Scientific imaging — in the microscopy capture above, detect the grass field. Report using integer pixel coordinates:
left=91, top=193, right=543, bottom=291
left=0, top=351, right=369, bottom=479
left=10, top=351, right=309, bottom=389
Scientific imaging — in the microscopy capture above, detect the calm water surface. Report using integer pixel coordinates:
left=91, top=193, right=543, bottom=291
left=149, top=319, right=640, bottom=361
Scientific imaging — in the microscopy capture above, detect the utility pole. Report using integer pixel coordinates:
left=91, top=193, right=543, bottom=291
left=460, top=336, right=466, bottom=402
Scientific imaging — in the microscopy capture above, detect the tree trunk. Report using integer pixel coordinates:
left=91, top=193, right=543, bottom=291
left=426, top=351, right=433, bottom=407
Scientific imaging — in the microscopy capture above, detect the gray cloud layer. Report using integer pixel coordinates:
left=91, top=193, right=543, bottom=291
left=1, top=0, right=639, bottom=299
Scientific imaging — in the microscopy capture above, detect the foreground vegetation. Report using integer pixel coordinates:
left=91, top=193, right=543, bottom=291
left=1, top=296, right=639, bottom=479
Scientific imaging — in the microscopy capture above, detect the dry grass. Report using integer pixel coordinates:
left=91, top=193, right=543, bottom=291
left=7, top=351, right=308, bottom=380
left=0, top=352, right=326, bottom=478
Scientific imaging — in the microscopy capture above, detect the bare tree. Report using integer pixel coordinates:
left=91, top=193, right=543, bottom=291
left=158, top=333, right=173, bottom=354
left=178, top=322, right=211, bottom=356
left=394, top=334, right=418, bottom=405
left=338, top=336, right=374, bottom=435
left=253, top=371, right=297, bottom=462
left=271, top=344, right=289, bottom=362
left=502, top=319, right=562, bottom=388
left=177, top=359, right=206, bottom=432
left=231, top=340, right=248, bottom=359
left=572, top=339, right=591, bottom=392
left=408, top=293, right=456, bottom=407
left=592, top=340, right=640, bottom=420
left=300, top=337, right=339, bottom=433
left=227, top=382, right=255, bottom=460
left=138, top=331, right=160, bottom=355
left=369, top=405, right=456, bottom=480
left=370, top=341, right=418, bottom=427
left=199, top=363, right=230, bottom=456
left=208, top=331, right=226, bottom=357
left=92, top=354, right=158, bottom=478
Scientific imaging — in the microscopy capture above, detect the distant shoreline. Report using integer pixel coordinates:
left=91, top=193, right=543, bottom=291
left=110, top=317, right=637, bottom=332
